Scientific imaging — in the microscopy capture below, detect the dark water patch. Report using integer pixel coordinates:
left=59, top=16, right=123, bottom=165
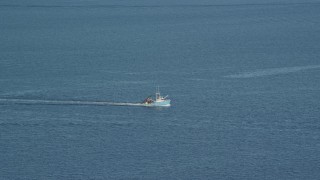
left=0, top=122, right=41, bottom=127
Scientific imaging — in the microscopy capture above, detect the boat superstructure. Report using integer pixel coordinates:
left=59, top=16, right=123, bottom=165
left=142, top=87, right=170, bottom=107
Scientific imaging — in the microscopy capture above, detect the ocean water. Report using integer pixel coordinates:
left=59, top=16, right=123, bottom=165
left=1, top=0, right=320, bottom=179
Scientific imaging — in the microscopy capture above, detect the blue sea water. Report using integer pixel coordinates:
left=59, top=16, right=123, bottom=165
left=1, top=0, right=320, bottom=179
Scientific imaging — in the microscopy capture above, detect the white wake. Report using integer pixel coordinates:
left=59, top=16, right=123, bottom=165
left=0, top=98, right=145, bottom=107
left=225, top=65, right=320, bottom=78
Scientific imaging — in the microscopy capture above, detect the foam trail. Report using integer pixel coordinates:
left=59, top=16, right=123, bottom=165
left=0, top=98, right=145, bottom=107
left=225, top=65, right=320, bottom=78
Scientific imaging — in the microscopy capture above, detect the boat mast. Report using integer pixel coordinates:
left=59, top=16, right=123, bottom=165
left=156, top=86, right=160, bottom=100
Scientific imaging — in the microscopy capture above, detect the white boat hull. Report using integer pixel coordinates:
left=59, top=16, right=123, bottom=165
left=143, top=99, right=171, bottom=107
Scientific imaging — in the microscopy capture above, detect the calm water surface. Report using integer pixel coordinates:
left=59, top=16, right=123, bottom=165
left=1, top=0, right=320, bottom=179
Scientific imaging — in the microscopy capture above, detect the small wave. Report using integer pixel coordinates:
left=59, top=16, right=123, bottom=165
left=188, top=78, right=211, bottom=81
left=225, top=65, right=320, bottom=78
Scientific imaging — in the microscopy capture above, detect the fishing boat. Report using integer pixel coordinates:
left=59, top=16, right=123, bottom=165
left=142, top=88, right=171, bottom=107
